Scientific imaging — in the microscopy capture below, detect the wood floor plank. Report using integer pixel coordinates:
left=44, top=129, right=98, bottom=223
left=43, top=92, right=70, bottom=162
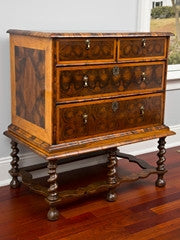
left=53, top=220, right=130, bottom=240
left=39, top=213, right=99, bottom=240
left=151, top=199, right=180, bottom=214
left=129, top=191, right=180, bottom=213
left=124, top=218, right=180, bottom=240
left=150, top=228, right=180, bottom=240
left=125, top=208, right=180, bottom=234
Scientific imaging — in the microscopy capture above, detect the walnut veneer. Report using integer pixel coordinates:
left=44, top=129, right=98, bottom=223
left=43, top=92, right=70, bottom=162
left=4, top=30, right=175, bottom=221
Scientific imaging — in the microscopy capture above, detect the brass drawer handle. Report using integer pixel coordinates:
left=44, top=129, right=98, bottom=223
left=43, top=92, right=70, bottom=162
left=83, top=113, right=88, bottom=124
left=141, top=72, right=146, bottom=82
left=112, top=101, right=119, bottom=112
left=137, top=72, right=146, bottom=84
left=83, top=75, right=88, bottom=87
left=85, top=39, right=91, bottom=50
left=140, top=106, right=145, bottom=116
left=142, top=38, right=146, bottom=48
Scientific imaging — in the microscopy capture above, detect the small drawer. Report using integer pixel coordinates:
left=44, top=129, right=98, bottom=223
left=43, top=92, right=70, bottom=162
left=56, top=38, right=116, bottom=64
left=56, top=62, right=165, bottom=101
left=118, top=37, right=167, bottom=61
left=56, top=93, right=163, bottom=142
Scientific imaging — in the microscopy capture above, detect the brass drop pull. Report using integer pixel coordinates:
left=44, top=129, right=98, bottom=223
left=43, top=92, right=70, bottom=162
left=137, top=72, right=146, bottom=84
left=141, top=72, right=146, bottom=82
left=85, top=39, right=91, bottom=50
left=83, top=75, right=88, bottom=87
left=140, top=106, right=145, bottom=116
left=112, top=101, right=119, bottom=112
left=83, top=113, right=88, bottom=124
left=142, top=38, right=146, bottom=48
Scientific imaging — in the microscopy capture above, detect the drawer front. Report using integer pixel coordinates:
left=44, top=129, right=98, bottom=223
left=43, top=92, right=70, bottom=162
left=56, top=94, right=163, bottom=142
left=56, top=62, right=164, bottom=101
left=56, top=38, right=116, bottom=64
left=118, top=37, right=166, bottom=61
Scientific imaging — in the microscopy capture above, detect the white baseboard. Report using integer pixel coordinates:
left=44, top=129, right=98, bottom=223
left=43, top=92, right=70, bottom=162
left=0, top=124, right=179, bottom=187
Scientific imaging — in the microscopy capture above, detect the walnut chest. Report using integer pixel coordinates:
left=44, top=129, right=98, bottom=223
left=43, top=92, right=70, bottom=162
left=4, top=30, right=175, bottom=221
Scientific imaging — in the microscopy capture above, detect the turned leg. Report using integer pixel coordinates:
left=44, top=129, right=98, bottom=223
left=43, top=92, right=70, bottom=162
left=156, top=137, right=166, bottom=187
left=46, top=160, right=59, bottom=221
left=9, top=140, right=21, bottom=188
left=106, top=148, right=118, bottom=202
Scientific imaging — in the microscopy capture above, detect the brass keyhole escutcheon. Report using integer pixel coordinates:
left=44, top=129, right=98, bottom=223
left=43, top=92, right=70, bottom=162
left=112, top=66, right=120, bottom=76
left=112, top=101, right=119, bottom=112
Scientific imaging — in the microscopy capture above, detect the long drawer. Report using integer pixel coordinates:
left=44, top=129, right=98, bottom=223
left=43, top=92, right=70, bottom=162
left=118, top=37, right=167, bottom=61
left=56, top=93, right=163, bottom=142
left=56, top=62, right=165, bottom=101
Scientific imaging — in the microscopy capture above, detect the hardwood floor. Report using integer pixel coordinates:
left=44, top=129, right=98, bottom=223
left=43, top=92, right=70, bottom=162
left=0, top=146, right=180, bottom=240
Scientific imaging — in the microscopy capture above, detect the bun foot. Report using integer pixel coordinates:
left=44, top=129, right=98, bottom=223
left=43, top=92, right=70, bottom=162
left=156, top=177, right=166, bottom=187
left=106, top=190, right=117, bottom=202
left=47, top=207, right=59, bottom=221
left=10, top=178, right=21, bottom=189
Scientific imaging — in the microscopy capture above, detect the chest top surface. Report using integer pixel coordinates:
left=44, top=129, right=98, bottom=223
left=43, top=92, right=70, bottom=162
left=7, top=29, right=173, bottom=38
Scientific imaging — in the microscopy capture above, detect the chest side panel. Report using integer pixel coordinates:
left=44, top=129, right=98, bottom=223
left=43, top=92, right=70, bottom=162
left=15, top=46, right=45, bottom=128
left=10, top=34, right=54, bottom=144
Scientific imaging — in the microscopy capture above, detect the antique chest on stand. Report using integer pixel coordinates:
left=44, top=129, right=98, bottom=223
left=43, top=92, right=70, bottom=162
left=4, top=30, right=175, bottom=221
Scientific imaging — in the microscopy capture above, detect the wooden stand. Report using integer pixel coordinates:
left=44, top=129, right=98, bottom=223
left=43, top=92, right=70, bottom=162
left=156, top=137, right=167, bottom=187
left=5, top=128, right=173, bottom=221
left=46, top=160, right=59, bottom=221
left=9, top=141, right=21, bottom=189
left=106, top=148, right=118, bottom=202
